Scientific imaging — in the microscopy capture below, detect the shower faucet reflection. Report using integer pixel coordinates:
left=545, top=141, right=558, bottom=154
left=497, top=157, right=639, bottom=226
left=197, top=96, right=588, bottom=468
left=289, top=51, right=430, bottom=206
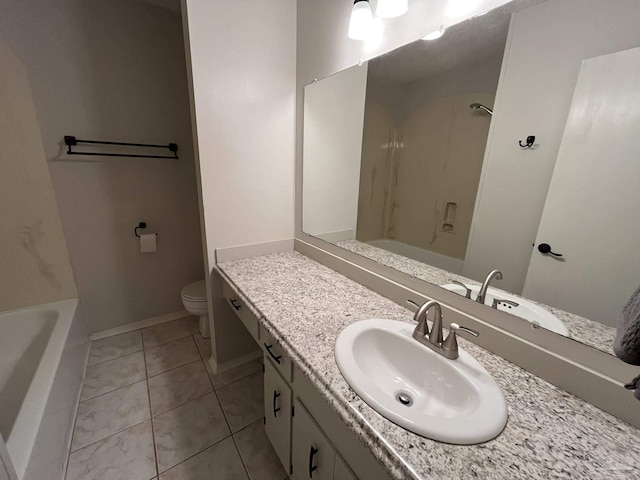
left=469, top=102, right=493, bottom=115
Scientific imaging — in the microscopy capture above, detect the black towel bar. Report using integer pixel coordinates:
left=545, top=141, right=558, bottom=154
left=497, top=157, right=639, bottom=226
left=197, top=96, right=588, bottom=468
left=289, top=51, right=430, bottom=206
left=64, top=136, right=178, bottom=159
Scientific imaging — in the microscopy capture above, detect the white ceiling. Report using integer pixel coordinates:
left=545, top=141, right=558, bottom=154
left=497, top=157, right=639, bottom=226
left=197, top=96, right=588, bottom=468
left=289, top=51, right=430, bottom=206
left=368, top=0, right=543, bottom=85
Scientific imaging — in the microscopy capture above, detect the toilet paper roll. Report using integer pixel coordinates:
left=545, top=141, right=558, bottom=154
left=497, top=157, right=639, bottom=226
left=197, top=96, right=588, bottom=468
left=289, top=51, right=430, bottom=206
left=140, top=233, right=157, bottom=253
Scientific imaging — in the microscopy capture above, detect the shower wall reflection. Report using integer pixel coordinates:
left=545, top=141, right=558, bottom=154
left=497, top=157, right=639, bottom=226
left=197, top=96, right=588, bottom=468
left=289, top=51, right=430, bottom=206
left=355, top=45, right=504, bottom=273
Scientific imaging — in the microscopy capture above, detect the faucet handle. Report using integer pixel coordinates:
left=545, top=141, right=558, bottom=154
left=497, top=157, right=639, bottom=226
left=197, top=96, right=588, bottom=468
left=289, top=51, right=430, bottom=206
left=453, top=324, right=479, bottom=337
left=441, top=323, right=479, bottom=359
left=491, top=298, right=520, bottom=310
left=449, top=280, right=472, bottom=299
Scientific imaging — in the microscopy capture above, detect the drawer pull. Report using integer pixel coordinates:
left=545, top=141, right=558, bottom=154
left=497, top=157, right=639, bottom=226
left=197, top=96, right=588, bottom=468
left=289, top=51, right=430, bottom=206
left=273, top=390, right=281, bottom=417
left=308, top=446, right=318, bottom=478
left=264, top=343, right=282, bottom=364
left=230, top=298, right=241, bottom=310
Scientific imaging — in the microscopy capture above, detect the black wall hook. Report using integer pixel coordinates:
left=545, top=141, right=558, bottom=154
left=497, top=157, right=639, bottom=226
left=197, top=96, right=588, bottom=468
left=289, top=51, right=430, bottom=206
left=519, top=135, right=535, bottom=148
left=134, top=222, right=147, bottom=237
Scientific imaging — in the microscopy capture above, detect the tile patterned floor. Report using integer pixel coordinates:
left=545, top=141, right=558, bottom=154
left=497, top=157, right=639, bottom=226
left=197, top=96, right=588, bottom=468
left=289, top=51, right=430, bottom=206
left=66, top=316, right=287, bottom=480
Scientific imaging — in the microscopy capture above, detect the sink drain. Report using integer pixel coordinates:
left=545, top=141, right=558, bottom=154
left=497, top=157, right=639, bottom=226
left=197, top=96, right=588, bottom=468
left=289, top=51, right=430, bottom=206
left=396, top=392, right=413, bottom=407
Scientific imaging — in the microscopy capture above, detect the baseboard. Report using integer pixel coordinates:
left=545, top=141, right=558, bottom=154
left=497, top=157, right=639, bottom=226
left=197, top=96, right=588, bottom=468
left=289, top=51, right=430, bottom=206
left=89, top=310, right=190, bottom=341
left=208, top=349, right=262, bottom=375
left=215, top=238, right=294, bottom=263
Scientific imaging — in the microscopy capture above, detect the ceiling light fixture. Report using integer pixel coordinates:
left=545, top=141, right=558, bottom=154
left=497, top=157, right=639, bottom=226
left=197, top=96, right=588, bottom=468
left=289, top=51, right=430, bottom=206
left=348, top=0, right=374, bottom=40
left=376, top=0, right=408, bottom=19
left=422, top=25, right=446, bottom=41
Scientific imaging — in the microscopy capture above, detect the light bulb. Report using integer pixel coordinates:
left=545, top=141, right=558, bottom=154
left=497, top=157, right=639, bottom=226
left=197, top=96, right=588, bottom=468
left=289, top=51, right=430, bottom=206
left=447, top=0, right=482, bottom=18
left=348, top=0, right=374, bottom=40
left=365, top=18, right=384, bottom=50
left=376, top=0, right=408, bottom=19
left=422, top=25, right=446, bottom=41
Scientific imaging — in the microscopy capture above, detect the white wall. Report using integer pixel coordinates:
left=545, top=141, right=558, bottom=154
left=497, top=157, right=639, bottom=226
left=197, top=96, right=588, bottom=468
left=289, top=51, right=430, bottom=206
left=0, top=0, right=204, bottom=334
left=464, top=0, right=640, bottom=293
left=522, top=47, right=640, bottom=325
left=184, top=0, right=296, bottom=265
left=183, top=0, right=296, bottom=367
left=296, top=0, right=515, bottom=235
left=0, top=40, right=77, bottom=312
left=302, top=64, right=368, bottom=241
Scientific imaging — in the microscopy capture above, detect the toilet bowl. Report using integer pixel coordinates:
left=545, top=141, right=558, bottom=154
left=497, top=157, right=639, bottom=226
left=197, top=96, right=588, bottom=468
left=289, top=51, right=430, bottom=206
left=181, top=280, right=210, bottom=339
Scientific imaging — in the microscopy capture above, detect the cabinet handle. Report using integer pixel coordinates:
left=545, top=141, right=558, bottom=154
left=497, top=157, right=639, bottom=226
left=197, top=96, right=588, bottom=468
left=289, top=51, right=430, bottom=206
left=230, top=298, right=241, bottom=310
left=273, top=390, right=281, bottom=417
left=264, top=343, right=282, bottom=364
left=308, top=446, right=318, bottom=478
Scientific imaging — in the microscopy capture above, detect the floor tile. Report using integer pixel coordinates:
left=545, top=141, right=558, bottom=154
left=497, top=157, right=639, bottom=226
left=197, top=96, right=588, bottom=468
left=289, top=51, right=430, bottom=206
left=71, top=381, right=150, bottom=451
left=148, top=360, right=213, bottom=416
left=211, top=359, right=262, bottom=390
left=87, top=331, right=143, bottom=366
left=142, top=317, right=199, bottom=349
left=158, top=437, right=248, bottom=480
left=66, top=421, right=156, bottom=480
left=145, top=336, right=200, bottom=377
left=153, top=391, right=231, bottom=473
left=80, top=351, right=146, bottom=401
left=235, top=419, right=286, bottom=480
left=194, top=333, right=212, bottom=359
left=217, top=371, right=264, bottom=433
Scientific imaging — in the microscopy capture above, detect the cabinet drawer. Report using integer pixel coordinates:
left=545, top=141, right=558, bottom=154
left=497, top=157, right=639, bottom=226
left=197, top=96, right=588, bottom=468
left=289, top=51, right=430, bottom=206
left=334, top=454, right=358, bottom=480
left=264, top=358, right=292, bottom=472
left=260, top=323, right=292, bottom=382
left=291, top=399, right=335, bottom=480
left=221, top=280, right=259, bottom=340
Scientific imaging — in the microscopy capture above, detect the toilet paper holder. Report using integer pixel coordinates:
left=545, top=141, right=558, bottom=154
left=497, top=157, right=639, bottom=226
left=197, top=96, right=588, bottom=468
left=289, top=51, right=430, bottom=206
left=134, top=222, right=157, bottom=238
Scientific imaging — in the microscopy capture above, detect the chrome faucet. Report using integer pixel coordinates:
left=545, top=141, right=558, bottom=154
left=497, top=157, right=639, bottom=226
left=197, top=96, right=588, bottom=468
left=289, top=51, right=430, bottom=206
left=476, top=269, right=502, bottom=305
left=409, top=300, right=479, bottom=359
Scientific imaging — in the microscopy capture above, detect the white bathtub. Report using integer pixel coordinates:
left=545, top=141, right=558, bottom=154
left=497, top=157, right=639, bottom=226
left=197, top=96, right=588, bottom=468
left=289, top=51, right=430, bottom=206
left=367, top=239, right=464, bottom=274
left=0, top=300, right=89, bottom=480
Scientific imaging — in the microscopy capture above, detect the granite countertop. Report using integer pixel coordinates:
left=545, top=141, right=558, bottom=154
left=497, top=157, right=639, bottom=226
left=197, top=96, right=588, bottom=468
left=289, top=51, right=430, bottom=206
left=336, top=239, right=616, bottom=355
left=217, top=251, right=639, bottom=480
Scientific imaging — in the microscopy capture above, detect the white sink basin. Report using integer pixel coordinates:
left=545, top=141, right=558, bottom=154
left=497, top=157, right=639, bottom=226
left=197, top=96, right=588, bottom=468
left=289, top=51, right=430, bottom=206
left=335, top=319, right=507, bottom=444
left=440, top=284, right=570, bottom=337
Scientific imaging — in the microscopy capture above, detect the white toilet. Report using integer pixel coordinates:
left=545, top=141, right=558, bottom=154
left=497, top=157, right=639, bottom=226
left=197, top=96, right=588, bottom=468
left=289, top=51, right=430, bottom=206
left=181, top=280, right=210, bottom=339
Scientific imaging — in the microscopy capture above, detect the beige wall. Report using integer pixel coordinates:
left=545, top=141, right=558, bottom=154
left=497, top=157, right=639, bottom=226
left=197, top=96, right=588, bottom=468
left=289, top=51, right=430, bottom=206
left=390, top=93, right=495, bottom=259
left=357, top=93, right=494, bottom=259
left=0, top=0, right=204, bottom=333
left=465, top=0, right=640, bottom=293
left=356, top=100, right=396, bottom=242
left=0, top=42, right=77, bottom=312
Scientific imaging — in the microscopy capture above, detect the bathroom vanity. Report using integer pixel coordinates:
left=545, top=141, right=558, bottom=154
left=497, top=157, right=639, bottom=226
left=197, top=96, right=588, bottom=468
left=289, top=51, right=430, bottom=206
left=216, top=251, right=640, bottom=480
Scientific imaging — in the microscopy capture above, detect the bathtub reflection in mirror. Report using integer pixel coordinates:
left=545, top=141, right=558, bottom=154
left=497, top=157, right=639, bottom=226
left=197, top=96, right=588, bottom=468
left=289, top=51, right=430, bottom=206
left=301, top=0, right=640, bottom=356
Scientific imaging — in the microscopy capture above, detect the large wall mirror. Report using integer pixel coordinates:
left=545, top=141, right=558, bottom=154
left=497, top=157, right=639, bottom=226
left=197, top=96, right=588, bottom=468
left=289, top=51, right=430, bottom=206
left=302, top=0, right=640, bottom=358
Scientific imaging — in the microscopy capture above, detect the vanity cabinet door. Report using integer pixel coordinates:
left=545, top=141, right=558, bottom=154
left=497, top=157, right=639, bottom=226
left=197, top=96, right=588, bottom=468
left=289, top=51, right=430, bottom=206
left=264, top=357, right=292, bottom=472
left=334, top=454, right=358, bottom=480
left=291, top=399, right=336, bottom=480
